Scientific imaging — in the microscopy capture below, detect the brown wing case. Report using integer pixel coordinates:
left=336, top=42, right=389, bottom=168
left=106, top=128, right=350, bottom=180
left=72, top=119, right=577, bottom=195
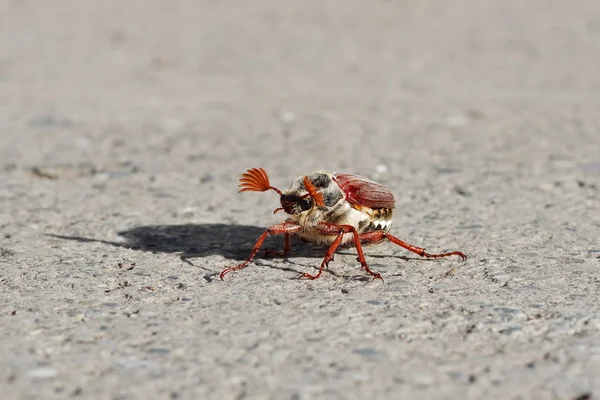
left=332, top=173, right=395, bottom=209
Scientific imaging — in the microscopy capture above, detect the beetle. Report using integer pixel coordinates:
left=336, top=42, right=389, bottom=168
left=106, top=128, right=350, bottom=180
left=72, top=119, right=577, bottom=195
left=219, top=167, right=466, bottom=280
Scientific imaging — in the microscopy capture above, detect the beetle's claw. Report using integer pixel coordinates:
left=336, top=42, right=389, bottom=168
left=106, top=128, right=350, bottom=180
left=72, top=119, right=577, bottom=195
left=371, top=273, right=383, bottom=281
left=219, top=269, right=231, bottom=280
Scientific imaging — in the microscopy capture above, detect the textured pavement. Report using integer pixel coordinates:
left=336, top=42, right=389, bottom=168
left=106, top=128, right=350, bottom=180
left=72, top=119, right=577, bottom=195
left=1, top=1, right=600, bottom=399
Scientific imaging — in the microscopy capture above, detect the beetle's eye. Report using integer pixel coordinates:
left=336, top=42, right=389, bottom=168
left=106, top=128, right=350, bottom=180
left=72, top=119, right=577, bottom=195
left=300, top=197, right=313, bottom=211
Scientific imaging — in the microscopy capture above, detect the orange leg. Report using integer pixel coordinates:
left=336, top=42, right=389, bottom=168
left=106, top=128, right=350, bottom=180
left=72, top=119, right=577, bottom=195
left=358, top=231, right=467, bottom=261
left=300, top=225, right=346, bottom=280
left=302, top=223, right=383, bottom=280
left=263, top=233, right=291, bottom=258
left=219, top=222, right=301, bottom=280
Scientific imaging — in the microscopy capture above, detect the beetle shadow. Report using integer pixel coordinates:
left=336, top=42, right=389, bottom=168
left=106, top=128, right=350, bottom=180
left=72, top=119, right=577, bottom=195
left=48, top=223, right=428, bottom=281
left=47, top=223, right=330, bottom=279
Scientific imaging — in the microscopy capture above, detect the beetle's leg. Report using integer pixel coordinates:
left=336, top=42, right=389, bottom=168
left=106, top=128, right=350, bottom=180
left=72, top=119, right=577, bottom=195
left=359, top=231, right=467, bottom=261
left=220, top=223, right=301, bottom=280
left=263, top=233, right=291, bottom=258
left=351, top=230, right=383, bottom=280
left=300, top=224, right=348, bottom=280
left=304, top=223, right=383, bottom=280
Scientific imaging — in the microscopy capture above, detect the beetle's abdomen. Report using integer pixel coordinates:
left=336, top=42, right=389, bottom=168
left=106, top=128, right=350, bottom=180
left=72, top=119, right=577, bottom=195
left=357, top=207, right=393, bottom=234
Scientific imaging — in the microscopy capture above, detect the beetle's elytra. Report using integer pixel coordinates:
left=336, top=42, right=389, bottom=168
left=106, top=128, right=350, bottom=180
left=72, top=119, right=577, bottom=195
left=220, top=168, right=466, bottom=280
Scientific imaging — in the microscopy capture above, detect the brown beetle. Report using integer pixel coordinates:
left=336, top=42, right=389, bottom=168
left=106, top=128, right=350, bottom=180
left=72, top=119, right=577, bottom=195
left=220, top=168, right=466, bottom=280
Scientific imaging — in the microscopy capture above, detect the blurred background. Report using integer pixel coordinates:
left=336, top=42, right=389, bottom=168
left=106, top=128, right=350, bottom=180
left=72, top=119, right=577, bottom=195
left=3, top=0, right=599, bottom=174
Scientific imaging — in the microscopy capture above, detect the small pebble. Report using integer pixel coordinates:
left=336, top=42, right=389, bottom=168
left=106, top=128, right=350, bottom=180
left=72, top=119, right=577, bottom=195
left=28, top=367, right=57, bottom=380
left=444, top=114, right=471, bottom=127
left=281, top=111, right=295, bottom=124
left=375, top=164, right=388, bottom=174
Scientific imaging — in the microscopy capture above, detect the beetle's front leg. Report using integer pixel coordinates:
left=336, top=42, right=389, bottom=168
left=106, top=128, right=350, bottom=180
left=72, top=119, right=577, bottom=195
left=220, top=222, right=302, bottom=280
left=300, top=224, right=348, bottom=280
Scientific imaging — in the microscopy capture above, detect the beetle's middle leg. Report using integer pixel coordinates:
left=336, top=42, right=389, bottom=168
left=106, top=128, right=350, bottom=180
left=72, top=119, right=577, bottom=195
left=305, top=223, right=383, bottom=280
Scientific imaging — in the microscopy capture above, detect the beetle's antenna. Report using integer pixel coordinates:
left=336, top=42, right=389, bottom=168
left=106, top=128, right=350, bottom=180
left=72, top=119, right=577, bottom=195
left=303, top=176, right=325, bottom=207
left=238, top=168, right=283, bottom=195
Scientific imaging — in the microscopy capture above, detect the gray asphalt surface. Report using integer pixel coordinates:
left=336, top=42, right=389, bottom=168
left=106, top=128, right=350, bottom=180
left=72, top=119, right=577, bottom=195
left=2, top=1, right=600, bottom=399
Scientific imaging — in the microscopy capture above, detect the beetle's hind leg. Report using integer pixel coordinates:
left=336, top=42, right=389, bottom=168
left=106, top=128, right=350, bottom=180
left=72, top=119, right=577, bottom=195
left=359, top=231, right=467, bottom=261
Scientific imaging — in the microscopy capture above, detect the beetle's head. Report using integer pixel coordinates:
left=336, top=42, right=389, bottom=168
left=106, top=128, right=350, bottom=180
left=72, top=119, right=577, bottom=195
left=237, top=168, right=342, bottom=216
left=278, top=172, right=343, bottom=215
left=278, top=191, right=314, bottom=215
